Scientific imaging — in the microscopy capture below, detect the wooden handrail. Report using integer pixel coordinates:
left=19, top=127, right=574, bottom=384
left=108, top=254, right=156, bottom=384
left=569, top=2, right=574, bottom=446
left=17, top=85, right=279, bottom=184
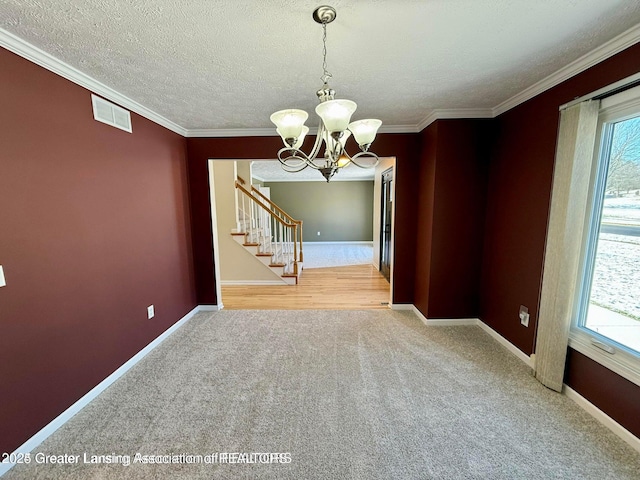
left=236, top=175, right=246, bottom=185
left=250, top=185, right=302, bottom=226
left=235, top=180, right=304, bottom=266
left=235, top=182, right=295, bottom=228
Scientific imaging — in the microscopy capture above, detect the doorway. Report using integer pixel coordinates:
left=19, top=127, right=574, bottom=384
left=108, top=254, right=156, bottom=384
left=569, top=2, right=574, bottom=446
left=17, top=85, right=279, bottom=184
left=208, top=158, right=395, bottom=308
left=379, top=167, right=393, bottom=282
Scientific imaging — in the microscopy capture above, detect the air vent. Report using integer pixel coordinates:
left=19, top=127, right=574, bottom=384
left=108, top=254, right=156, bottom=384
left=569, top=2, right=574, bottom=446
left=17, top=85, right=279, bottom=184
left=91, top=94, right=132, bottom=133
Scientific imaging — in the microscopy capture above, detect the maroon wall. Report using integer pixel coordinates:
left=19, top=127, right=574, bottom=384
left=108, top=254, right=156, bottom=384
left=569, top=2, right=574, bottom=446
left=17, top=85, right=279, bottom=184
left=428, top=119, right=492, bottom=318
left=186, top=133, right=420, bottom=305
left=413, top=123, right=438, bottom=315
left=413, top=120, right=492, bottom=318
left=565, top=350, right=640, bottom=438
left=480, top=42, right=640, bottom=434
left=0, top=47, right=196, bottom=454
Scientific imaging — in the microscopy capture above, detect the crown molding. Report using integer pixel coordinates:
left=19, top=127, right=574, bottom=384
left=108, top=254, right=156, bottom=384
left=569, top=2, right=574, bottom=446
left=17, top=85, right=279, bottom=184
left=185, top=127, right=275, bottom=137
left=416, top=108, right=494, bottom=131
left=0, top=27, right=187, bottom=136
left=378, top=124, right=420, bottom=134
left=417, top=111, right=441, bottom=131
left=492, top=22, right=640, bottom=117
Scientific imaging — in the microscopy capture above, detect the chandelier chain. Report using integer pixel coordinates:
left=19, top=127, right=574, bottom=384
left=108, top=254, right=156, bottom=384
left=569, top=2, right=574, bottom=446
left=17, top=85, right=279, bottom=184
left=321, top=21, right=332, bottom=85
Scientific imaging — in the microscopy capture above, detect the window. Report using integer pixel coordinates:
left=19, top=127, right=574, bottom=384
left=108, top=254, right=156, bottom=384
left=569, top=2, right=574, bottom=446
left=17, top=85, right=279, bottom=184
left=570, top=84, right=640, bottom=385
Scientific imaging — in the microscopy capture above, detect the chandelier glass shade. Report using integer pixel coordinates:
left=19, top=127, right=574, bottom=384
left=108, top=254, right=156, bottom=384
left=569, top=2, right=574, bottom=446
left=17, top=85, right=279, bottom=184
left=270, top=5, right=382, bottom=182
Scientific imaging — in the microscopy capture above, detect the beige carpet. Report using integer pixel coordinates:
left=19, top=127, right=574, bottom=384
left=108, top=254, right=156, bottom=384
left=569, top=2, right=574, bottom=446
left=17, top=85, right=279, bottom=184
left=5, top=309, right=640, bottom=479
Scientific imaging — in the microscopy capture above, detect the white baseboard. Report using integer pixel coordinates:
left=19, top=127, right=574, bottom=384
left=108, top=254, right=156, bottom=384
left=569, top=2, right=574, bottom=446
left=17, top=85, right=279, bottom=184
left=0, top=304, right=215, bottom=477
left=390, top=303, right=414, bottom=311
left=412, top=304, right=534, bottom=367
left=563, top=385, right=640, bottom=454
left=410, top=305, right=482, bottom=327
left=426, top=318, right=479, bottom=326
left=198, top=304, right=223, bottom=311
left=411, top=305, right=428, bottom=324
left=476, top=320, right=535, bottom=368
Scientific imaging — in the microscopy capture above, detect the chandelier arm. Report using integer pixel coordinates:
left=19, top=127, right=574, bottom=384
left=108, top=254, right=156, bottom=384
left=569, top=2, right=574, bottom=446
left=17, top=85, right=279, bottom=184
left=307, top=121, right=326, bottom=162
left=279, top=162, right=310, bottom=173
left=281, top=163, right=311, bottom=173
left=276, top=148, right=309, bottom=172
left=348, top=151, right=380, bottom=169
left=277, top=147, right=324, bottom=171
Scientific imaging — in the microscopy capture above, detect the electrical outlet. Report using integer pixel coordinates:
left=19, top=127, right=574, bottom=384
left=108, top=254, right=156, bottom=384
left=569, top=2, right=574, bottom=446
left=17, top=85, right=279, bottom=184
left=0, top=265, right=6, bottom=287
left=317, top=231, right=321, bottom=236
left=147, top=305, right=155, bottom=319
left=519, top=305, right=529, bottom=327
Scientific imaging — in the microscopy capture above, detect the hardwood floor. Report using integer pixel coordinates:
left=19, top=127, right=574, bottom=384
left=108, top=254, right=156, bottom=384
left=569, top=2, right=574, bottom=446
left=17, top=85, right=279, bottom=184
left=221, top=264, right=391, bottom=309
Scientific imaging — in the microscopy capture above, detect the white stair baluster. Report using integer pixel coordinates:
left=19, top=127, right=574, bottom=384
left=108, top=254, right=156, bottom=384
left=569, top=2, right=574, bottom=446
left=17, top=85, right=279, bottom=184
left=234, top=182, right=301, bottom=285
left=241, top=192, right=246, bottom=233
left=278, top=222, right=283, bottom=264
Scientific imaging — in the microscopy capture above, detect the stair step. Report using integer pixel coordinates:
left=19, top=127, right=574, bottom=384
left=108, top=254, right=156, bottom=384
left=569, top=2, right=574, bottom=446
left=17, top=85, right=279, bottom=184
left=231, top=232, right=245, bottom=236
left=269, top=263, right=286, bottom=267
left=243, top=243, right=260, bottom=247
left=256, top=253, right=273, bottom=257
left=281, top=273, right=299, bottom=285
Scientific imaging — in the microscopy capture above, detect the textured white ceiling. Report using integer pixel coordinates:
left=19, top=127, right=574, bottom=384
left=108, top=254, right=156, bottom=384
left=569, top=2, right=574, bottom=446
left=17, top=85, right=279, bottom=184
left=2, top=1, right=640, bottom=132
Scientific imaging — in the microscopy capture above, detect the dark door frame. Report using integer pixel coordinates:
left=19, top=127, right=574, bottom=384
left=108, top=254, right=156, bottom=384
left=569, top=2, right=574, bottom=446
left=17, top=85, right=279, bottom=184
left=379, top=167, right=393, bottom=282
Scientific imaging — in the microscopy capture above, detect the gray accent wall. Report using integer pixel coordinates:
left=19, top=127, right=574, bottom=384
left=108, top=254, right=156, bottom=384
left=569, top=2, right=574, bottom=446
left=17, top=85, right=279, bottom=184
left=265, top=181, right=374, bottom=242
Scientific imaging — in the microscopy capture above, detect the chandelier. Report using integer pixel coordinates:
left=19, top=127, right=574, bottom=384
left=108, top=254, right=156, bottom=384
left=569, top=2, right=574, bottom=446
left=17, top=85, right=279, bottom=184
left=270, top=5, right=382, bottom=182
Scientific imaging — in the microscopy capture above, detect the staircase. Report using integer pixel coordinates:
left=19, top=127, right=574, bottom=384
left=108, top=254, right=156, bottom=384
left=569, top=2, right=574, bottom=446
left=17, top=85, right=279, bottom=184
left=232, top=178, right=303, bottom=284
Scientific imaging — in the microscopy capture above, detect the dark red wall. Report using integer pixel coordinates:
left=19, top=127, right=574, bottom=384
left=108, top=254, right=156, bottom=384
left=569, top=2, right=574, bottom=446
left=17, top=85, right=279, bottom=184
left=186, top=133, right=420, bottom=305
left=413, top=120, right=492, bottom=318
left=428, top=120, right=492, bottom=318
left=565, top=350, right=640, bottom=438
left=0, top=47, right=196, bottom=454
left=413, top=123, right=438, bottom=315
left=481, top=43, right=640, bottom=434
